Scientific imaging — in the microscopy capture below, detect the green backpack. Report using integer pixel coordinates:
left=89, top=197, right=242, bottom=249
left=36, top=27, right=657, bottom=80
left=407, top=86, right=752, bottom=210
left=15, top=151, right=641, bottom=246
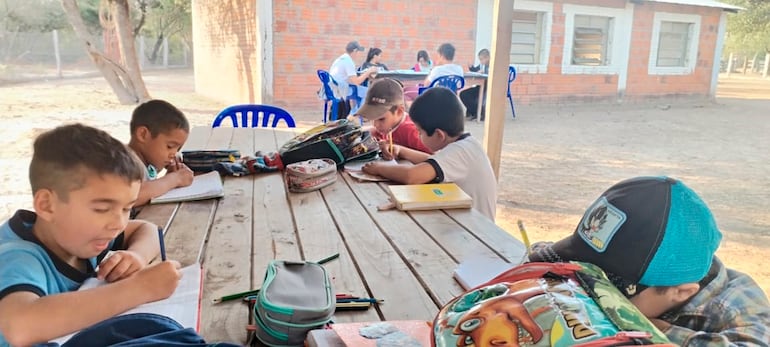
left=433, top=262, right=675, bottom=347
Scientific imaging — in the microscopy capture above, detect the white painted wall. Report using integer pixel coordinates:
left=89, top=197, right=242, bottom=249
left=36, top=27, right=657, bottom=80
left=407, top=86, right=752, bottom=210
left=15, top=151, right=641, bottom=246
left=710, top=11, right=727, bottom=97
left=257, top=0, right=273, bottom=103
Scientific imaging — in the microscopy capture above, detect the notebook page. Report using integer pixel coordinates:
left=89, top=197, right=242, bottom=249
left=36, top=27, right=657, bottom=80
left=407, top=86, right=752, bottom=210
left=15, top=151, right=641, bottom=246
left=50, top=264, right=202, bottom=344
left=151, top=171, right=224, bottom=204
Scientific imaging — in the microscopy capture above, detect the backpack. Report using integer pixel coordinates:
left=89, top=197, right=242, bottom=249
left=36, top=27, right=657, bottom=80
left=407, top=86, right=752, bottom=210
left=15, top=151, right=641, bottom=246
left=267, top=119, right=379, bottom=169
left=433, top=262, right=675, bottom=347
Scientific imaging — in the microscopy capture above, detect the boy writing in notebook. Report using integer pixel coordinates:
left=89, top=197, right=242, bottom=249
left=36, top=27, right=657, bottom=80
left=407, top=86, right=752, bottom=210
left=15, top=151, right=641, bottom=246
left=355, top=78, right=433, bottom=155
left=529, top=176, right=770, bottom=345
left=128, top=99, right=194, bottom=206
left=362, top=87, right=497, bottom=220
left=0, top=124, right=181, bottom=346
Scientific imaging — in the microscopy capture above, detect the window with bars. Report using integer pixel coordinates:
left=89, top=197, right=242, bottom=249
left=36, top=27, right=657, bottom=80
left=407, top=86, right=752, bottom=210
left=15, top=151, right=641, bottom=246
left=656, top=21, right=692, bottom=67
left=572, top=15, right=612, bottom=66
left=510, top=11, right=544, bottom=65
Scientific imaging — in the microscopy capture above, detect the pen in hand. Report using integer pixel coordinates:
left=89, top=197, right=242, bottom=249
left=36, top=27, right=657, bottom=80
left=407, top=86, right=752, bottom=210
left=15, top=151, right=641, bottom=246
left=158, top=226, right=167, bottom=261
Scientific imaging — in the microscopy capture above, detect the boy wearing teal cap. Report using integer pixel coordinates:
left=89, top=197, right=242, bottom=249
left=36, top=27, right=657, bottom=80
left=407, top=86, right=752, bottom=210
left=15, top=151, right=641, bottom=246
left=530, top=176, right=770, bottom=346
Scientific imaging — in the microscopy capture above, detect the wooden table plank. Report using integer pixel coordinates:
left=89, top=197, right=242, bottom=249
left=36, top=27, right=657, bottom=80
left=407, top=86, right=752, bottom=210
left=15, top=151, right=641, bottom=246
left=342, top=175, right=465, bottom=306
left=445, top=209, right=528, bottom=264
left=199, top=127, right=255, bottom=344
left=320, top=177, right=439, bottom=321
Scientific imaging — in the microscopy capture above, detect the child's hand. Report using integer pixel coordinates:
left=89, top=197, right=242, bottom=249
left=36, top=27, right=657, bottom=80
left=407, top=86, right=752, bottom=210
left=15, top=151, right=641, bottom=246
left=132, top=261, right=182, bottom=303
left=362, top=162, right=381, bottom=175
left=170, top=164, right=194, bottom=187
left=377, top=141, right=400, bottom=160
left=97, top=250, right=147, bottom=282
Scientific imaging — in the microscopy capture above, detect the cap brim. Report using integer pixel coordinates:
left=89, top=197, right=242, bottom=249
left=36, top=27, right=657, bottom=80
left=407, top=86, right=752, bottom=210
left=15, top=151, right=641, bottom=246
left=356, top=103, right=390, bottom=121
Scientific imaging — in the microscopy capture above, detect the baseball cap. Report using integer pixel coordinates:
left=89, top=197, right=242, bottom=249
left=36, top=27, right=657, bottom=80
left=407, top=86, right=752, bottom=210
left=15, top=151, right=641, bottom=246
left=356, top=78, right=404, bottom=121
left=531, top=176, right=722, bottom=296
left=345, top=41, right=365, bottom=53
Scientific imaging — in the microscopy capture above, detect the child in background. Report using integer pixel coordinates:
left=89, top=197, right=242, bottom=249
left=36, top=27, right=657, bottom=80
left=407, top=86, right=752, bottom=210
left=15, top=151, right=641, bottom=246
left=355, top=78, right=432, bottom=155
left=361, top=47, right=389, bottom=72
left=529, top=176, right=770, bottom=345
left=413, top=50, right=433, bottom=72
left=460, top=48, right=491, bottom=120
left=405, top=43, right=464, bottom=102
left=128, top=99, right=194, bottom=206
left=0, top=124, right=180, bottom=346
left=362, top=87, right=497, bottom=220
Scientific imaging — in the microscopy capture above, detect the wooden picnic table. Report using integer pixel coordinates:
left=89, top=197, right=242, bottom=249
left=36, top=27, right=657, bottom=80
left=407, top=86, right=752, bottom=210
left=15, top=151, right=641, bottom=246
left=134, top=126, right=526, bottom=345
left=376, top=70, right=488, bottom=121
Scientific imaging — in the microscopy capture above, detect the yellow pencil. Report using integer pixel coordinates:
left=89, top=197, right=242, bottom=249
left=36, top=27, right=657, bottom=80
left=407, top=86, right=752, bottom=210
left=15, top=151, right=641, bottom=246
left=388, top=132, right=393, bottom=157
left=517, top=220, right=532, bottom=254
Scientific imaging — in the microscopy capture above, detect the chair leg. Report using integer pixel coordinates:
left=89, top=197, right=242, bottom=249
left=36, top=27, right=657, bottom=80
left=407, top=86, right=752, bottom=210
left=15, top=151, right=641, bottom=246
left=508, top=95, right=516, bottom=119
left=323, top=101, right=328, bottom=124
left=331, top=101, right=339, bottom=121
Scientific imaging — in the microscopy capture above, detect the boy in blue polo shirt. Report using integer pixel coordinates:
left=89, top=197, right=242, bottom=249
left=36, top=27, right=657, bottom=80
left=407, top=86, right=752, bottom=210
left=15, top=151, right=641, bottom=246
left=0, top=124, right=181, bottom=346
left=529, top=176, right=770, bottom=346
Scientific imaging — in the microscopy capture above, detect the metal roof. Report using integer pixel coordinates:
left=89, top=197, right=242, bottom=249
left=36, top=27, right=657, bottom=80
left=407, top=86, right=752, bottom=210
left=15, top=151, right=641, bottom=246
left=642, top=0, right=744, bottom=12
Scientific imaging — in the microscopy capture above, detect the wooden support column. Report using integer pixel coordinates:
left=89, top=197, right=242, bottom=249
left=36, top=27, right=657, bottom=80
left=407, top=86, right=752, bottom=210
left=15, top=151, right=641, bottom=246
left=483, top=0, right=514, bottom=179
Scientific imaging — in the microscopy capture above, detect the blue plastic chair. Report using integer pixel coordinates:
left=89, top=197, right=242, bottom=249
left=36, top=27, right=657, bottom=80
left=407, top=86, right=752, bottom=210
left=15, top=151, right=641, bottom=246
left=418, top=74, right=466, bottom=95
left=212, top=104, right=296, bottom=128
left=508, top=66, right=517, bottom=119
left=317, top=69, right=348, bottom=123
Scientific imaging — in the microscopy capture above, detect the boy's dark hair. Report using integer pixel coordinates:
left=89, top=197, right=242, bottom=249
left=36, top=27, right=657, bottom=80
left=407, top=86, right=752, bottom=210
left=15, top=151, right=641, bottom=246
left=478, top=48, right=490, bottom=57
left=130, top=99, right=189, bottom=137
left=29, top=124, right=144, bottom=200
left=409, top=87, right=464, bottom=137
left=437, top=43, right=456, bottom=61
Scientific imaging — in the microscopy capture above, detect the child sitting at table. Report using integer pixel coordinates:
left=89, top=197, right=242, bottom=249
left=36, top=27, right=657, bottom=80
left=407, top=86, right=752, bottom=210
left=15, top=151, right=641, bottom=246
left=362, top=87, right=497, bottom=220
left=528, top=176, right=770, bottom=345
left=404, top=43, right=465, bottom=102
left=460, top=48, right=490, bottom=120
left=413, top=50, right=433, bottom=72
left=0, top=124, right=181, bottom=345
left=128, top=99, right=194, bottom=206
left=355, top=78, right=432, bottom=155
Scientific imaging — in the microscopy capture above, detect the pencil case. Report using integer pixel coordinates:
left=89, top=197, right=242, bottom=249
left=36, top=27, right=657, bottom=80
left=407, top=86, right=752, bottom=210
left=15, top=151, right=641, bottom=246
left=180, top=150, right=240, bottom=173
left=284, top=158, right=337, bottom=193
left=253, top=260, right=334, bottom=347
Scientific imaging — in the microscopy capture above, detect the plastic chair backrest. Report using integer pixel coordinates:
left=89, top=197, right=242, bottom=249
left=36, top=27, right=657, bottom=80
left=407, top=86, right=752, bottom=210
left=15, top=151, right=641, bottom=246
left=430, top=74, right=466, bottom=92
left=212, top=104, right=296, bottom=128
left=317, top=70, right=341, bottom=102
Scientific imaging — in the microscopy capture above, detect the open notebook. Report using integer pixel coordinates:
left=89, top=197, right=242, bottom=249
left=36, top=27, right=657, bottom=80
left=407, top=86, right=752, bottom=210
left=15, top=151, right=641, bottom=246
left=50, top=264, right=203, bottom=344
left=386, top=183, right=472, bottom=211
left=151, top=171, right=224, bottom=204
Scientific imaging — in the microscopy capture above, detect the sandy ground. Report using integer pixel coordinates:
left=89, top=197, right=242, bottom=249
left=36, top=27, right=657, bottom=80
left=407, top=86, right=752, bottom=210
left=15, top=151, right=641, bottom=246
left=1, top=69, right=768, bottom=296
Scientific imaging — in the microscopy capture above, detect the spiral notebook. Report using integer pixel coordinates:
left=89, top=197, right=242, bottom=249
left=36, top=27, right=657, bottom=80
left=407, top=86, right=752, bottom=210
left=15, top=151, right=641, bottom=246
left=386, top=183, right=472, bottom=211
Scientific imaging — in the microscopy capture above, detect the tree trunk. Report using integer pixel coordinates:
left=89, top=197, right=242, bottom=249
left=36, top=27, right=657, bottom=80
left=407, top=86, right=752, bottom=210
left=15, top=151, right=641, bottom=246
left=60, top=0, right=149, bottom=104
left=150, top=33, right=164, bottom=64
left=112, top=0, right=150, bottom=102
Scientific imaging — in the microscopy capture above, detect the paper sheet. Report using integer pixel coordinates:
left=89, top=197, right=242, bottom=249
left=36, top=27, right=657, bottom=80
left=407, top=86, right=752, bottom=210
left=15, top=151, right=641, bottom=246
left=151, top=171, right=224, bottom=204
left=50, top=264, right=202, bottom=344
left=343, top=159, right=397, bottom=172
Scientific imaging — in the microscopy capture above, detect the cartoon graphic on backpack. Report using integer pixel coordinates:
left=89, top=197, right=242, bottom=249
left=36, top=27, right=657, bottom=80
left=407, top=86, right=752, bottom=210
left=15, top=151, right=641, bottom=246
left=432, top=262, right=676, bottom=347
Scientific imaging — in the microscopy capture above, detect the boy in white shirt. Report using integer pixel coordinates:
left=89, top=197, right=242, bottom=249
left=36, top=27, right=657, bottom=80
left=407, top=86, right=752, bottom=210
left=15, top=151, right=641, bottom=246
left=405, top=43, right=465, bottom=102
left=362, top=87, right=497, bottom=220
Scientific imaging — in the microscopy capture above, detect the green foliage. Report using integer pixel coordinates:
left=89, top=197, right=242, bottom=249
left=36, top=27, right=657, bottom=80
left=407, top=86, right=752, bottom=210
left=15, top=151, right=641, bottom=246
left=722, top=0, right=770, bottom=55
left=0, top=0, right=68, bottom=32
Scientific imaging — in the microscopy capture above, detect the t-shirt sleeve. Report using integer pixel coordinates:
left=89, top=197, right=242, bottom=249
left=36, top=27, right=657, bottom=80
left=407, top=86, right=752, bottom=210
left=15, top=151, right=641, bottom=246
left=0, top=245, right=48, bottom=300
left=344, top=60, right=357, bottom=79
left=426, top=67, right=438, bottom=84
left=428, top=143, right=469, bottom=183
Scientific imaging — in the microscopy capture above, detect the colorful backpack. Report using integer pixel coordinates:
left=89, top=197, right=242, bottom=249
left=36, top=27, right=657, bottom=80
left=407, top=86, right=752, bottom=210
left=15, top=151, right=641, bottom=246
left=433, top=262, right=675, bottom=347
left=273, top=119, right=379, bottom=168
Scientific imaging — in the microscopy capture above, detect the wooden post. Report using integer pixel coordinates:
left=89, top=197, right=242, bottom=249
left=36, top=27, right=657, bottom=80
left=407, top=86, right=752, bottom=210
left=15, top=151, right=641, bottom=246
left=726, top=52, right=734, bottom=77
left=52, top=30, right=62, bottom=78
left=483, top=0, right=514, bottom=179
left=751, top=52, right=759, bottom=73
left=163, top=37, right=169, bottom=68
left=763, top=53, right=769, bottom=78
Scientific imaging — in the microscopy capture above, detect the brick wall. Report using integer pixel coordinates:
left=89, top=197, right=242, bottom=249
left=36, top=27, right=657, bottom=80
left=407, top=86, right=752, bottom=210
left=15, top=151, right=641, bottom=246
left=624, top=2, right=721, bottom=100
left=192, top=0, right=260, bottom=107
left=191, top=0, right=724, bottom=114
left=509, top=0, right=721, bottom=105
left=271, top=0, right=479, bottom=115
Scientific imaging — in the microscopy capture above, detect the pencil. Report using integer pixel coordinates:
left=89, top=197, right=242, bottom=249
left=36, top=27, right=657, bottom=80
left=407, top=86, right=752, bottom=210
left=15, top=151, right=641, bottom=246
left=517, top=220, right=531, bottom=254
left=175, top=152, right=183, bottom=170
left=158, top=226, right=166, bottom=261
left=336, top=298, right=383, bottom=304
left=388, top=132, right=393, bottom=157
left=213, top=253, right=340, bottom=304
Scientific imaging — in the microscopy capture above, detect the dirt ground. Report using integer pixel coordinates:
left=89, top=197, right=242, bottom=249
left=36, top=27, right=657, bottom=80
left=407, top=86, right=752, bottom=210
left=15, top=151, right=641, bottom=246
left=1, top=69, right=768, bottom=296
